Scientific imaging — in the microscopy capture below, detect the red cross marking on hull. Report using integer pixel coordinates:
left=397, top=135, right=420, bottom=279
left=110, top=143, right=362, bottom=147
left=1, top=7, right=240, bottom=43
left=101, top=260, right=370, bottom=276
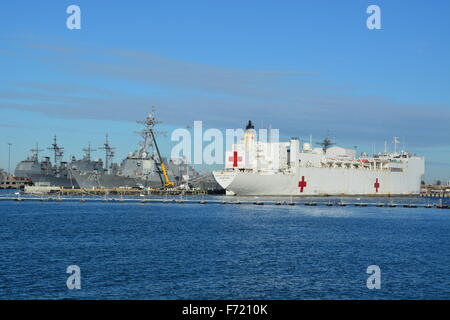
left=374, top=178, right=380, bottom=192
left=298, top=176, right=307, bottom=192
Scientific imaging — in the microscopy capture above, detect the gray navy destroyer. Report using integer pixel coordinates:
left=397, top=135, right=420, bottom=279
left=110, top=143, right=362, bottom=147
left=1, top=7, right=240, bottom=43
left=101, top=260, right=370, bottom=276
left=71, top=110, right=197, bottom=189
left=15, top=137, right=80, bottom=188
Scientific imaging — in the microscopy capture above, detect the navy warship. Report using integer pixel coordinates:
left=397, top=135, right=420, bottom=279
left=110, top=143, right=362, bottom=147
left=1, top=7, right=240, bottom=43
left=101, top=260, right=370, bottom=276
left=14, top=110, right=207, bottom=190
left=15, top=137, right=110, bottom=188
left=15, top=137, right=79, bottom=188
left=71, top=110, right=195, bottom=189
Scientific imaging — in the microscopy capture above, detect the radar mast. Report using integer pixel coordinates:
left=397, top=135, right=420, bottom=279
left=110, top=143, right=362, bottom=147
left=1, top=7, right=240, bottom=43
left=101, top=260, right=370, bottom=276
left=135, top=107, right=173, bottom=187
left=48, top=135, right=64, bottom=168
left=316, top=137, right=335, bottom=153
left=30, top=143, right=43, bottom=162
left=99, top=134, right=115, bottom=173
left=82, top=143, right=96, bottom=161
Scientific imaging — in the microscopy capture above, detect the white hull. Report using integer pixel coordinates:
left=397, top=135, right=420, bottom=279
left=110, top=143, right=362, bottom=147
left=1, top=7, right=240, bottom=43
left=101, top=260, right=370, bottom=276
left=213, top=165, right=423, bottom=196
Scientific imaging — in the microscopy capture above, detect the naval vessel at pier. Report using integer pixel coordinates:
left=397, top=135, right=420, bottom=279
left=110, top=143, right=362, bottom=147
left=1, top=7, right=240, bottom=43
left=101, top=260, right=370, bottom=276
left=14, top=111, right=202, bottom=190
left=213, top=121, right=425, bottom=196
left=15, top=137, right=81, bottom=188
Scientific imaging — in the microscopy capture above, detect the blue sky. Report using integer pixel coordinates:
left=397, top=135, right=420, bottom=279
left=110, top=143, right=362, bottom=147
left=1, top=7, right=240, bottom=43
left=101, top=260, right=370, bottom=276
left=0, top=0, right=449, bottom=181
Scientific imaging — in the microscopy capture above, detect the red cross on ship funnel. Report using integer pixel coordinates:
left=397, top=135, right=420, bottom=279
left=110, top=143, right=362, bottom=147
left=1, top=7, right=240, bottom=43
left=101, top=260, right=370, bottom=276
left=298, top=176, right=307, bottom=192
left=374, top=178, right=380, bottom=192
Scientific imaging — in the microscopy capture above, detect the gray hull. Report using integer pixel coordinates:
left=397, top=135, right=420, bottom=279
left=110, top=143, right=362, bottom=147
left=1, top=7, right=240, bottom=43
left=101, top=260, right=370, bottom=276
left=71, top=171, right=163, bottom=189
left=25, top=174, right=79, bottom=188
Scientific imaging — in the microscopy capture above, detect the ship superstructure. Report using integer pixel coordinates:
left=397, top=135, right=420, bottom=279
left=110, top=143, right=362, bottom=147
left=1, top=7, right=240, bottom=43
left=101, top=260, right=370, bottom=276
left=213, top=121, right=425, bottom=196
left=114, top=111, right=168, bottom=188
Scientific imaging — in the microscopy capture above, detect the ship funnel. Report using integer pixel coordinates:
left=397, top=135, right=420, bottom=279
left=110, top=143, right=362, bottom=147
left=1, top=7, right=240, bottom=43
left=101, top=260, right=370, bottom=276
left=245, top=120, right=254, bottom=130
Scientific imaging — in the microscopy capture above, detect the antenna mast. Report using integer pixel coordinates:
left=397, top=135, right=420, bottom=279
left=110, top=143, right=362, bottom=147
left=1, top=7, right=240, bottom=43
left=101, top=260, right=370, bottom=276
left=136, top=106, right=162, bottom=158
left=30, top=143, right=43, bottom=161
left=82, top=143, right=96, bottom=161
left=392, top=137, right=400, bottom=155
left=136, top=107, right=173, bottom=187
left=99, top=134, right=115, bottom=173
left=48, top=135, right=64, bottom=168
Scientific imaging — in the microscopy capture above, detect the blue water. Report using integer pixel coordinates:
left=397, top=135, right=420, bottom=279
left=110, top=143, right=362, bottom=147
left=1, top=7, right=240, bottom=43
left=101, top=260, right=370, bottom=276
left=0, top=190, right=449, bottom=299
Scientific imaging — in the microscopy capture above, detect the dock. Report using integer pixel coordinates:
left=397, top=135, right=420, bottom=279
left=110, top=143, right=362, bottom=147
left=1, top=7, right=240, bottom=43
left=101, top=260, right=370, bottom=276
left=420, top=184, right=450, bottom=198
left=22, top=186, right=210, bottom=196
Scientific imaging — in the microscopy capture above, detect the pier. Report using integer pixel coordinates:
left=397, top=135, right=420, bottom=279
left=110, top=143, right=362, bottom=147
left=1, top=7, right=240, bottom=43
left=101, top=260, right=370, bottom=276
left=22, top=186, right=211, bottom=196
left=0, top=175, right=33, bottom=190
left=421, top=192, right=450, bottom=198
left=420, top=184, right=450, bottom=198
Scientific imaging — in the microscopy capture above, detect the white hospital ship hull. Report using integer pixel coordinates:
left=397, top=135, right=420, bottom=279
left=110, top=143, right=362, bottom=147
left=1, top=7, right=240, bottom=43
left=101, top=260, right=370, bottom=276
left=213, top=121, right=425, bottom=197
left=213, top=165, right=423, bottom=196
